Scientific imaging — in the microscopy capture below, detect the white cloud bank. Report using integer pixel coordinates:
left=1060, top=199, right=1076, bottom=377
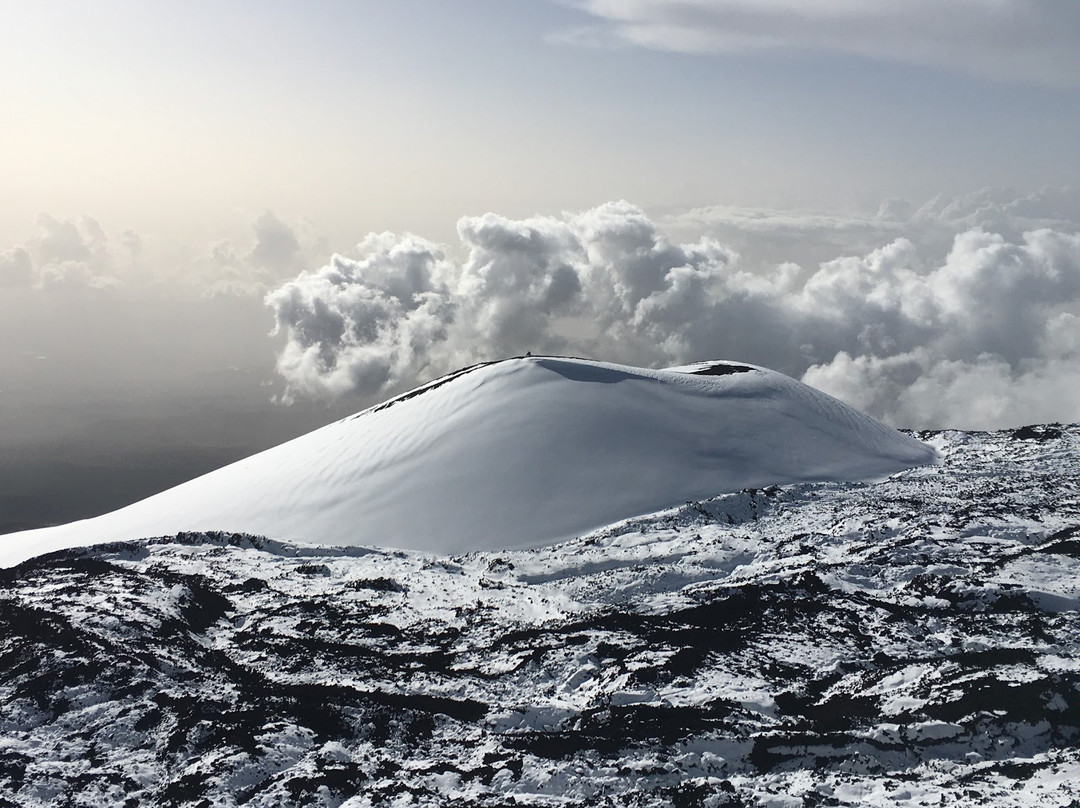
left=266, top=192, right=1080, bottom=429
left=6, top=196, right=1078, bottom=430
left=557, top=0, right=1080, bottom=86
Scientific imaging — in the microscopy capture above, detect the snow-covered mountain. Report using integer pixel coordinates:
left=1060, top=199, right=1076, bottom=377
left=0, top=423, right=1077, bottom=806
left=0, top=357, right=935, bottom=567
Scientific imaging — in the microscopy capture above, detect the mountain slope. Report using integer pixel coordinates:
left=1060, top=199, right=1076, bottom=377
left=0, top=357, right=936, bottom=566
left=0, top=424, right=1076, bottom=807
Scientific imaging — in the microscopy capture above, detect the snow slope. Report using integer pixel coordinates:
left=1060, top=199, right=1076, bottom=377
left=0, top=357, right=936, bottom=566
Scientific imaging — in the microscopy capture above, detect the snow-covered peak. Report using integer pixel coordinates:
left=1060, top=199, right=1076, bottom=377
left=0, top=356, right=937, bottom=566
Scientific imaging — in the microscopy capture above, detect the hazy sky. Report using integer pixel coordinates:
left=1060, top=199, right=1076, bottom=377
left=3, top=0, right=1078, bottom=243
left=2, top=1, right=1079, bottom=527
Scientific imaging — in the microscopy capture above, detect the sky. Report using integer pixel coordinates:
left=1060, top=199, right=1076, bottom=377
left=1, top=0, right=1079, bottom=528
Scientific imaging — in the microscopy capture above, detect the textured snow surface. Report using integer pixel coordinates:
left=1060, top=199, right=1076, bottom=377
left=0, top=424, right=1077, bottom=806
left=0, top=357, right=936, bottom=566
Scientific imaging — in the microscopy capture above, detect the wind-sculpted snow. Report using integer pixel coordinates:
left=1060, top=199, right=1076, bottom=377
left=0, top=425, right=1077, bottom=806
left=0, top=357, right=935, bottom=565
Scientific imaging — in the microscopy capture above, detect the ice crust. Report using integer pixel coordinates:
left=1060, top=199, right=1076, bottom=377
left=0, top=357, right=937, bottom=566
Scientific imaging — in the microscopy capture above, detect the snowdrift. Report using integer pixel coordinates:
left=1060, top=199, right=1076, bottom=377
left=0, top=357, right=937, bottom=566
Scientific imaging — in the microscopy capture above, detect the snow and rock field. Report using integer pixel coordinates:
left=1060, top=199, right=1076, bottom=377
left=0, top=423, right=1077, bottom=806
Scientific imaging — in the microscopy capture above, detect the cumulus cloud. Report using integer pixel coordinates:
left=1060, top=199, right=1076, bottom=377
left=20, top=214, right=122, bottom=290
left=557, top=0, right=1080, bottom=86
left=799, top=226, right=1080, bottom=428
left=266, top=201, right=744, bottom=402
left=38, top=261, right=121, bottom=291
left=31, top=214, right=94, bottom=266
left=265, top=232, right=456, bottom=400
left=198, top=211, right=325, bottom=299
left=121, top=230, right=143, bottom=261
left=0, top=208, right=324, bottom=300
left=0, top=248, right=33, bottom=287
left=804, top=350, right=1080, bottom=432
left=663, top=187, right=1080, bottom=279
left=247, top=210, right=303, bottom=274
left=266, top=193, right=1080, bottom=428
left=913, top=187, right=1080, bottom=237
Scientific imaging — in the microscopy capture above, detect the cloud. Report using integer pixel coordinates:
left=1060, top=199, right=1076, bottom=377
left=266, top=201, right=742, bottom=401
left=265, top=232, right=457, bottom=401
left=20, top=215, right=121, bottom=290
left=0, top=209, right=324, bottom=299
left=121, top=230, right=143, bottom=260
left=10, top=200, right=1075, bottom=430
left=799, top=226, right=1080, bottom=428
left=31, top=214, right=93, bottom=266
left=913, top=186, right=1080, bottom=236
left=195, top=211, right=326, bottom=299
left=556, top=0, right=1080, bottom=86
left=247, top=210, right=303, bottom=275
left=38, top=261, right=122, bottom=291
left=803, top=350, right=1080, bottom=431
left=266, top=192, right=1080, bottom=428
left=0, top=248, right=33, bottom=288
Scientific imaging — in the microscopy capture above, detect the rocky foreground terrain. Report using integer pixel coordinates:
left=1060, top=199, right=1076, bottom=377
left=1, top=424, right=1079, bottom=806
